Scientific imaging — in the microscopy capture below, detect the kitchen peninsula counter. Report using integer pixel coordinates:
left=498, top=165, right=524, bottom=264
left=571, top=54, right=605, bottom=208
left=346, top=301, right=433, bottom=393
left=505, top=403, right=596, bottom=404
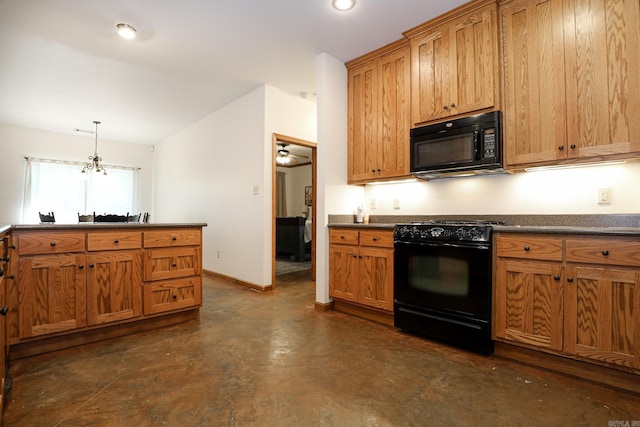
left=5, top=222, right=206, bottom=360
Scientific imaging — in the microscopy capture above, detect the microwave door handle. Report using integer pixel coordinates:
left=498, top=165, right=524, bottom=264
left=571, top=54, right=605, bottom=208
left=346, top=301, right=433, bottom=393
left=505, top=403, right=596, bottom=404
left=473, top=130, right=480, bottom=160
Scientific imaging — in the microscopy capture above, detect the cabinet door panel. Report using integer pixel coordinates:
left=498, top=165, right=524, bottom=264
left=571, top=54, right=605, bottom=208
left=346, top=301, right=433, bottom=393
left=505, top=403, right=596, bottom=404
left=87, top=251, right=142, bottom=325
left=564, top=0, right=640, bottom=158
left=502, top=0, right=567, bottom=166
left=144, top=247, right=201, bottom=281
left=328, top=245, right=358, bottom=302
left=18, top=254, right=87, bottom=338
left=411, top=27, right=450, bottom=124
left=359, top=247, right=394, bottom=311
left=377, top=46, right=411, bottom=179
left=348, top=62, right=378, bottom=182
left=494, top=260, right=563, bottom=350
left=564, top=266, right=640, bottom=368
left=143, top=276, right=202, bottom=315
left=449, top=4, right=497, bottom=116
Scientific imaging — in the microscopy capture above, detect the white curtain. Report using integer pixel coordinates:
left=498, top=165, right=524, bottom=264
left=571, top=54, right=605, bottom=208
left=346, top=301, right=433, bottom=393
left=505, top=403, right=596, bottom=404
left=276, top=171, right=287, bottom=217
left=23, top=157, right=139, bottom=224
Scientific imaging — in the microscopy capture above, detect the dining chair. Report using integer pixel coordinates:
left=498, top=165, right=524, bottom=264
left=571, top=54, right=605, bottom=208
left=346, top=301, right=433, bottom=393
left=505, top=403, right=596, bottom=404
left=38, top=212, right=55, bottom=223
left=78, top=213, right=94, bottom=223
left=94, top=212, right=129, bottom=222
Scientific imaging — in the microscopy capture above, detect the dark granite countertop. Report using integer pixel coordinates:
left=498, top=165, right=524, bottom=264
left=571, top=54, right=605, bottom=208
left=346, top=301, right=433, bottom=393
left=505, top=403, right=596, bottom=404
left=5, top=223, right=207, bottom=232
left=328, top=214, right=640, bottom=236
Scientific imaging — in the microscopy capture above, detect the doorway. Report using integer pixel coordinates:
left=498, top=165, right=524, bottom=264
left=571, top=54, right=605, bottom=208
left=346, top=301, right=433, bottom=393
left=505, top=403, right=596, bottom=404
left=272, top=133, right=317, bottom=286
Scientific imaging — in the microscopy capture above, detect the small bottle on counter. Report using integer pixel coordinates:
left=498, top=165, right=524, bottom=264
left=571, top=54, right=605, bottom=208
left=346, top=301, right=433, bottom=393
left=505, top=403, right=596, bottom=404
left=355, top=205, right=364, bottom=223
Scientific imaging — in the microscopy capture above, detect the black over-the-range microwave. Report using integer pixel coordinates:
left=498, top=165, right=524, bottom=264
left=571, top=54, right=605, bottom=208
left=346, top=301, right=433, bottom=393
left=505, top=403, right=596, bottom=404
left=410, top=111, right=504, bottom=180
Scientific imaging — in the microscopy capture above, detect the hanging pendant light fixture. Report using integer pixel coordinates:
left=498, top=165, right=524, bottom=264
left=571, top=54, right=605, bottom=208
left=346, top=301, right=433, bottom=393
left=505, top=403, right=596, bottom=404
left=81, top=120, right=107, bottom=175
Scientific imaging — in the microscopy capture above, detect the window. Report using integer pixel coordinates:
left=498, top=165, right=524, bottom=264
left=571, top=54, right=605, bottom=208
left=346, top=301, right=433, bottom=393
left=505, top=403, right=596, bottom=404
left=23, top=157, right=139, bottom=223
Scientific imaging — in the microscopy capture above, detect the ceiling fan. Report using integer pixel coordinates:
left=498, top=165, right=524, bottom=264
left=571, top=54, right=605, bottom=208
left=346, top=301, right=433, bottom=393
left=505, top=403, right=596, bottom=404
left=276, top=142, right=308, bottom=165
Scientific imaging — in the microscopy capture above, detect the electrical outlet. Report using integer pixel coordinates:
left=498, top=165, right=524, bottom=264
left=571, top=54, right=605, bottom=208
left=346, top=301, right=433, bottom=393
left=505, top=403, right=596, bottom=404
left=370, top=199, right=376, bottom=210
left=216, top=250, right=221, bottom=259
left=253, top=185, right=259, bottom=195
left=393, top=198, right=400, bottom=209
left=598, top=188, right=611, bottom=204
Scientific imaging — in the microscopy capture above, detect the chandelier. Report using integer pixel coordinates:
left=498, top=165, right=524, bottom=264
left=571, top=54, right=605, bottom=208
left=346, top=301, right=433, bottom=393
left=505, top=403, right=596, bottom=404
left=81, top=120, right=107, bottom=175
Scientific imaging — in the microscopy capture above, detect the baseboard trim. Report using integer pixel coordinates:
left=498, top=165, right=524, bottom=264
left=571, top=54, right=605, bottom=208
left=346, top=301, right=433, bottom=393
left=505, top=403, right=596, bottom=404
left=314, top=301, right=333, bottom=312
left=203, top=269, right=273, bottom=292
left=494, top=341, right=640, bottom=396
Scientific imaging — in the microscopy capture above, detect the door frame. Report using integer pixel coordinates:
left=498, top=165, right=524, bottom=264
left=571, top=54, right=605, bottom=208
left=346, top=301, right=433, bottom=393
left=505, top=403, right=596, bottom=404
left=272, top=133, right=317, bottom=286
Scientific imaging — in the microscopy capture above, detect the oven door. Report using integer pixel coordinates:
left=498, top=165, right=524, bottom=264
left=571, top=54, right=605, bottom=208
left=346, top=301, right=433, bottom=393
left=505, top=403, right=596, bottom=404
left=394, top=240, right=492, bottom=319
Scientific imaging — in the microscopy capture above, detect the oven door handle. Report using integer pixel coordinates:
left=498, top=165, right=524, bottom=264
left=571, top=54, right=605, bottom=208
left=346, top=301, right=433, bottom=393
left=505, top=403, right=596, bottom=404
left=394, top=240, right=491, bottom=251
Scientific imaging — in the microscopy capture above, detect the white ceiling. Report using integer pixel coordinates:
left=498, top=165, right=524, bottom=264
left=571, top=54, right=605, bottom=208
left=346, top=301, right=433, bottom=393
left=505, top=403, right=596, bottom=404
left=0, top=0, right=467, bottom=144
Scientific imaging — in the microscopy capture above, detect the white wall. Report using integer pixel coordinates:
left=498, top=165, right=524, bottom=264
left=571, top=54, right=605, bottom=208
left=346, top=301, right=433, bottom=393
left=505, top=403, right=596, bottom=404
left=0, top=123, right=153, bottom=224
left=316, top=53, right=364, bottom=305
left=363, top=162, right=640, bottom=216
left=154, top=85, right=316, bottom=287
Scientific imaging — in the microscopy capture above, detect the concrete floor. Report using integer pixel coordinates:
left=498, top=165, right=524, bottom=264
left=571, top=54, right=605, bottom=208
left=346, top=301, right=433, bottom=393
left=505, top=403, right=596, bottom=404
left=3, top=271, right=640, bottom=426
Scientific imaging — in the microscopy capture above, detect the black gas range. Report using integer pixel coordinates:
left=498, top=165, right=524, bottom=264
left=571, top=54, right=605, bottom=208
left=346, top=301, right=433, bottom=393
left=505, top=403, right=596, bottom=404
left=393, top=220, right=500, bottom=354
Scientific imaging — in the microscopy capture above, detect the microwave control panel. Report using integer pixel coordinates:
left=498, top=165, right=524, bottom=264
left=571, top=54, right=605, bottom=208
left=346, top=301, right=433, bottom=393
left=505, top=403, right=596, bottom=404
left=481, top=128, right=497, bottom=159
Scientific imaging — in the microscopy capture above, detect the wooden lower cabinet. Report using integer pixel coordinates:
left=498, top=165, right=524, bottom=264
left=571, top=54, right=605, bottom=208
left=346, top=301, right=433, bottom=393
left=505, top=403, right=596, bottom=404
left=17, top=253, right=87, bottom=338
left=87, top=251, right=142, bottom=326
left=8, top=226, right=204, bottom=354
left=328, top=228, right=394, bottom=312
left=494, top=233, right=640, bottom=375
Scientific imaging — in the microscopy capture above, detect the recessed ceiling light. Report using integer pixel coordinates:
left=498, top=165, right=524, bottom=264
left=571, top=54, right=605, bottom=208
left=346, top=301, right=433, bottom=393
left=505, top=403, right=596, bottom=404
left=332, top=0, right=356, bottom=11
left=116, top=23, right=137, bottom=40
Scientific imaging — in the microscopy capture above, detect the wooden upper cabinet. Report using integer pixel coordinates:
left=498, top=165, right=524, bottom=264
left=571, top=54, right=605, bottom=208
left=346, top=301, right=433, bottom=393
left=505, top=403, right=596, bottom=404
left=501, top=0, right=567, bottom=166
left=563, top=0, right=640, bottom=160
left=407, top=0, right=499, bottom=126
left=347, top=41, right=411, bottom=183
left=501, top=0, right=640, bottom=168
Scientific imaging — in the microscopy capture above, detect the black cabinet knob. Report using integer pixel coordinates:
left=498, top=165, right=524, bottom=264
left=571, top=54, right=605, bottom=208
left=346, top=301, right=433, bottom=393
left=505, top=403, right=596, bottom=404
left=524, top=246, right=530, bottom=251
left=172, top=236, right=177, bottom=241
left=172, top=295, right=177, bottom=300
left=602, top=250, right=609, bottom=256
left=1, top=256, right=9, bottom=262
left=172, top=263, right=177, bottom=267
left=0, top=268, right=3, bottom=277
left=450, top=103, right=456, bottom=108
left=443, top=104, right=449, bottom=110
left=558, top=145, right=564, bottom=151
left=89, top=264, right=95, bottom=268
left=7, top=274, right=14, bottom=280
left=372, top=237, right=378, bottom=241
left=78, top=265, right=84, bottom=269
left=570, top=144, right=576, bottom=149
left=50, top=241, right=57, bottom=247
left=567, top=277, right=574, bottom=283
left=554, top=275, right=560, bottom=281
left=114, top=239, right=119, bottom=244
left=0, top=306, right=7, bottom=316
left=10, top=244, right=16, bottom=250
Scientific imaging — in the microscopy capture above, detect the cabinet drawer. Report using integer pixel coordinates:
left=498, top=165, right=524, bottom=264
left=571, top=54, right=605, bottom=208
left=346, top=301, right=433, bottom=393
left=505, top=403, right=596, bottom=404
left=144, top=246, right=201, bottom=281
left=359, top=230, right=394, bottom=248
left=329, top=229, right=359, bottom=245
left=143, top=276, right=202, bottom=315
left=565, top=238, right=640, bottom=266
left=87, top=231, right=142, bottom=251
left=143, top=229, right=201, bottom=248
left=496, top=235, right=563, bottom=261
left=17, top=232, right=86, bottom=255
